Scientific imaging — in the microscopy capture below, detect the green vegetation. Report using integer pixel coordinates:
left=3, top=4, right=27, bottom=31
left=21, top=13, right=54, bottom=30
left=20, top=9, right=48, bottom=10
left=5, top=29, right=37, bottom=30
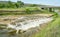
left=32, top=13, right=60, bottom=37
left=25, top=8, right=31, bottom=14
left=0, top=7, right=53, bottom=15
left=0, top=1, right=39, bottom=8
left=0, top=1, right=60, bottom=37
left=0, top=1, right=24, bottom=8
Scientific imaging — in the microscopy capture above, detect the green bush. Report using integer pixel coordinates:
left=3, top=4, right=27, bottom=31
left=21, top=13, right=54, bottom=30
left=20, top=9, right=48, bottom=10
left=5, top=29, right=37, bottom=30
left=25, top=8, right=31, bottom=14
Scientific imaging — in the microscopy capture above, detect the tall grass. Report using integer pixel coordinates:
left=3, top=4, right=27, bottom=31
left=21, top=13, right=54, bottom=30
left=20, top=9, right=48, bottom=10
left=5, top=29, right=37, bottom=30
left=33, top=14, right=60, bottom=37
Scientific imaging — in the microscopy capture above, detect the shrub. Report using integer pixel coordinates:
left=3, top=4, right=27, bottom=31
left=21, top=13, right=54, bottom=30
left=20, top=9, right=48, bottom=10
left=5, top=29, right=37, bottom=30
left=25, top=8, right=31, bottom=14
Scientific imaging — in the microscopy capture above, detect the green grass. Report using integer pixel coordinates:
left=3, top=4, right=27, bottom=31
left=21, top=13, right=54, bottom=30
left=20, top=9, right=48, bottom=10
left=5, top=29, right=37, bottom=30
left=33, top=14, right=60, bottom=37
left=0, top=7, right=57, bottom=15
left=0, top=7, right=40, bottom=11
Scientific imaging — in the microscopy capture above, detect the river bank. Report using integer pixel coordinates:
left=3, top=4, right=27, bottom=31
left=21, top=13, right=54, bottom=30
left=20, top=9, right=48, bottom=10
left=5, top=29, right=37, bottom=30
left=32, top=9, right=59, bottom=37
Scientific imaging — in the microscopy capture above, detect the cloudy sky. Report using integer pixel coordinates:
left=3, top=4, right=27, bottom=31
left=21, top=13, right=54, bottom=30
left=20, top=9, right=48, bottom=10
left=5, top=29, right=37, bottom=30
left=0, top=0, right=60, bottom=6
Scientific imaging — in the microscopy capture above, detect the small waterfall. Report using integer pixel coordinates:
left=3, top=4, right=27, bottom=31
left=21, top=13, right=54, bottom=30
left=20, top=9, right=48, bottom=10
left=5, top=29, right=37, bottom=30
left=7, top=16, right=53, bottom=34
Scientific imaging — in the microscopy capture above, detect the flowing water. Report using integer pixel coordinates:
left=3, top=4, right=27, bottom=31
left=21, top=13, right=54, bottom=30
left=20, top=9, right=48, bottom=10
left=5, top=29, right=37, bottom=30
left=0, top=16, right=53, bottom=37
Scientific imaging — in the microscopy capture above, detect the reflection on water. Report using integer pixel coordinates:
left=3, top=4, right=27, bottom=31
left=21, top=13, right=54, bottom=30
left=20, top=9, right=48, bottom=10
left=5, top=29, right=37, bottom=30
left=0, top=16, right=53, bottom=37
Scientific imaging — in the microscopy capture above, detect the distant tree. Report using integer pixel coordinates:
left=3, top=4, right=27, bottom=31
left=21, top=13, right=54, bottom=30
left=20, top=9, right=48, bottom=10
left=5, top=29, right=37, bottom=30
left=0, top=4, right=3, bottom=8
left=17, top=1, right=24, bottom=8
left=8, top=1, right=15, bottom=8
left=8, top=1, right=12, bottom=5
left=30, top=4, right=37, bottom=7
left=0, top=4, right=5, bottom=8
left=15, top=3, right=19, bottom=8
left=0, top=1, right=24, bottom=8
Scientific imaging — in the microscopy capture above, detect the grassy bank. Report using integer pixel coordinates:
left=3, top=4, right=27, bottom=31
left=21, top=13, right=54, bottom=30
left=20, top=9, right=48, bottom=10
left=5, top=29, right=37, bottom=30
left=32, top=13, right=60, bottom=37
left=0, top=9, right=56, bottom=15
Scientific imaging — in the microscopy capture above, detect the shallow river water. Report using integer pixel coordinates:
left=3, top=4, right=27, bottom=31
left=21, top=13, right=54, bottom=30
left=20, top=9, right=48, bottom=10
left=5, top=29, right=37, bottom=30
left=0, top=16, right=53, bottom=37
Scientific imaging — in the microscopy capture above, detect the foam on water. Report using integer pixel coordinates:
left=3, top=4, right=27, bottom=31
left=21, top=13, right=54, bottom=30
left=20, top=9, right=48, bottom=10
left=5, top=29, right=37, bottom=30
left=7, top=16, right=53, bottom=33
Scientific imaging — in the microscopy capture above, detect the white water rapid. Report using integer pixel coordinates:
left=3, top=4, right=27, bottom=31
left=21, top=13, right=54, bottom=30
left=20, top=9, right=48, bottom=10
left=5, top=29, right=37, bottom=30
left=7, top=16, right=53, bottom=33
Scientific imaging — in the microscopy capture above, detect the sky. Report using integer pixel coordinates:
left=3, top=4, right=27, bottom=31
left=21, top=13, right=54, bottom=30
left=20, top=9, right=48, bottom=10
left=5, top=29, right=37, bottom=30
left=0, top=0, right=60, bottom=6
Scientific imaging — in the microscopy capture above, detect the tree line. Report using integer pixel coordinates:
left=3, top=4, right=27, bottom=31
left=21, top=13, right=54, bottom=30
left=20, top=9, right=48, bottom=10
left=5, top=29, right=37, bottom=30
left=0, top=1, right=24, bottom=8
left=0, top=1, right=38, bottom=8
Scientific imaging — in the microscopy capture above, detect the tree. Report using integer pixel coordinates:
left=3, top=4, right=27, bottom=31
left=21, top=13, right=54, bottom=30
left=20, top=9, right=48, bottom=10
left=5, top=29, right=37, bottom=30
left=8, top=1, right=12, bottom=5
left=8, top=1, right=15, bottom=8
left=30, top=4, right=37, bottom=7
left=0, top=4, right=5, bottom=8
left=15, top=3, right=19, bottom=8
left=17, top=1, right=24, bottom=8
left=0, top=1, right=24, bottom=8
left=0, top=4, right=3, bottom=8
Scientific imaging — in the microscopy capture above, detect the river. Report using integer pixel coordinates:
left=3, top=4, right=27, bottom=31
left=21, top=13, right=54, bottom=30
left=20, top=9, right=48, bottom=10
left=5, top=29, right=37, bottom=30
left=0, top=16, right=53, bottom=37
